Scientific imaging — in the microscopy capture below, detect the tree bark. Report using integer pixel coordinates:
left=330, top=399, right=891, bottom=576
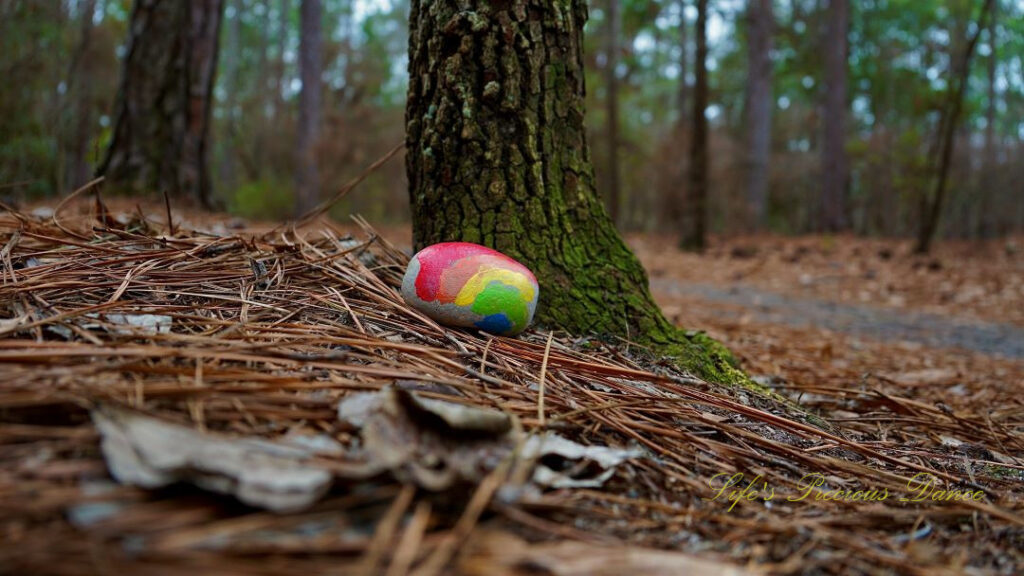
left=914, top=0, right=994, bottom=254
left=98, top=0, right=225, bottom=206
left=681, top=0, right=708, bottom=251
left=820, top=0, right=848, bottom=232
left=604, top=0, right=622, bottom=228
left=406, top=0, right=745, bottom=385
left=295, top=0, right=322, bottom=215
left=744, top=0, right=772, bottom=230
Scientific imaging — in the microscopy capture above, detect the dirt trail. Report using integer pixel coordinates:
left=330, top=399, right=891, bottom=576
left=651, top=279, right=1024, bottom=360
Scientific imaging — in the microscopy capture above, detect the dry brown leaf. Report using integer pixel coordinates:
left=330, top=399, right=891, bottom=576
left=93, top=407, right=338, bottom=512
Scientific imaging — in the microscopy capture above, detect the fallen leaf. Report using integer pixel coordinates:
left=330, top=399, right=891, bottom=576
left=86, top=313, right=173, bottom=334
left=337, top=387, right=639, bottom=491
left=522, top=434, right=643, bottom=489
left=93, top=407, right=339, bottom=513
left=340, top=387, right=515, bottom=491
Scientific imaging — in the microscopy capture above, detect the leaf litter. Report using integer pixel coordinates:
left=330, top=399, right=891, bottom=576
left=0, top=197, right=1021, bottom=575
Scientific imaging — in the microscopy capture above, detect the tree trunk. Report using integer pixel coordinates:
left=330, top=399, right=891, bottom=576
left=675, top=0, right=689, bottom=124
left=978, top=0, right=998, bottom=239
left=820, top=0, right=848, bottom=232
left=98, top=0, right=225, bottom=206
left=275, top=0, right=291, bottom=118
left=604, top=0, right=622, bottom=228
left=914, top=0, right=994, bottom=254
left=218, top=0, right=241, bottom=193
left=664, top=0, right=689, bottom=233
left=294, top=0, right=322, bottom=215
left=406, top=0, right=745, bottom=385
left=682, top=0, right=708, bottom=251
left=744, top=0, right=772, bottom=230
left=66, top=0, right=98, bottom=192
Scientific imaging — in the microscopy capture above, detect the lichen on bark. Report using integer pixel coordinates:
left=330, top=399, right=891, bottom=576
left=405, top=0, right=753, bottom=387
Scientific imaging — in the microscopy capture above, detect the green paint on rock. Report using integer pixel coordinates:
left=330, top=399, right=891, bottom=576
left=471, top=281, right=529, bottom=331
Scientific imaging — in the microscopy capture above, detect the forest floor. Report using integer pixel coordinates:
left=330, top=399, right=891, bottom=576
left=630, top=233, right=1024, bottom=420
left=1, top=200, right=1021, bottom=575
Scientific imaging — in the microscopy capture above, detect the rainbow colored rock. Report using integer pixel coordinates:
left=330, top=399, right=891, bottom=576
left=401, top=242, right=539, bottom=336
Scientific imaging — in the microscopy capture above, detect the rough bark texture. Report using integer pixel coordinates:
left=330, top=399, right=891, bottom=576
left=820, top=0, right=848, bottom=232
left=604, top=0, right=621, bottom=227
left=98, top=0, right=224, bottom=206
left=682, top=0, right=708, bottom=251
left=406, top=0, right=745, bottom=385
left=744, top=0, right=772, bottom=230
left=295, top=0, right=323, bottom=215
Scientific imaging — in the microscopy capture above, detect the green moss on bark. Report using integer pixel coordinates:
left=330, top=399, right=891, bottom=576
left=406, top=0, right=762, bottom=391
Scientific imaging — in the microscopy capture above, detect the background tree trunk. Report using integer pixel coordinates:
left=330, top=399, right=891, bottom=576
left=914, top=0, right=994, bottom=254
left=295, top=0, right=322, bottom=215
left=65, top=0, right=97, bottom=192
left=978, top=0, right=998, bottom=239
left=675, top=0, right=689, bottom=124
left=275, top=0, right=291, bottom=118
left=406, top=0, right=746, bottom=385
left=98, top=0, right=225, bottom=205
left=664, top=0, right=689, bottom=233
left=604, top=0, right=622, bottom=228
left=820, top=0, right=848, bottom=231
left=682, top=0, right=708, bottom=251
left=744, top=0, right=772, bottom=230
left=218, top=0, right=241, bottom=193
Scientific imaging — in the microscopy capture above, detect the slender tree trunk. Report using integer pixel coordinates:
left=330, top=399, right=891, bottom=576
left=219, top=0, right=241, bottom=193
left=98, top=0, right=225, bottom=206
left=978, top=0, right=998, bottom=239
left=744, top=0, right=772, bottom=230
left=820, top=0, right=848, bottom=231
left=914, top=0, right=994, bottom=254
left=258, top=0, right=271, bottom=105
left=66, top=0, right=98, bottom=191
left=664, top=0, right=689, bottom=232
left=676, top=0, right=689, bottom=125
left=682, top=0, right=708, bottom=251
left=406, top=0, right=746, bottom=384
left=275, top=0, right=291, bottom=117
left=604, top=0, right=622, bottom=228
left=294, top=0, right=322, bottom=215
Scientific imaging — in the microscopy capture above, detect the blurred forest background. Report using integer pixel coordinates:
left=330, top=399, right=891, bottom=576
left=1, top=0, right=1021, bottom=247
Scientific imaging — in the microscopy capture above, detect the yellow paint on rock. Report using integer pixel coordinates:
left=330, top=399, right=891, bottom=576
left=454, top=267, right=536, bottom=307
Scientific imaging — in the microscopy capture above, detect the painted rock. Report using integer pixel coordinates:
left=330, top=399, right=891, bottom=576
left=401, top=242, right=539, bottom=336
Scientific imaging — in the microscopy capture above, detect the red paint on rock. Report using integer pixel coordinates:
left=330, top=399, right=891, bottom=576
left=413, top=242, right=533, bottom=303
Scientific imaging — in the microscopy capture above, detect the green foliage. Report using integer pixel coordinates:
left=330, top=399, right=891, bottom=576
left=0, top=0, right=1020, bottom=238
left=229, top=177, right=294, bottom=219
left=0, top=1, right=124, bottom=199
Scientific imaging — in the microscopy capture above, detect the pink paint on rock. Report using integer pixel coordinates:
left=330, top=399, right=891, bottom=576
left=413, top=242, right=533, bottom=304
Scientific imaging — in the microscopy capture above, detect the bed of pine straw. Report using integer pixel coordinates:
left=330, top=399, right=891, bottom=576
left=0, top=189, right=1021, bottom=576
